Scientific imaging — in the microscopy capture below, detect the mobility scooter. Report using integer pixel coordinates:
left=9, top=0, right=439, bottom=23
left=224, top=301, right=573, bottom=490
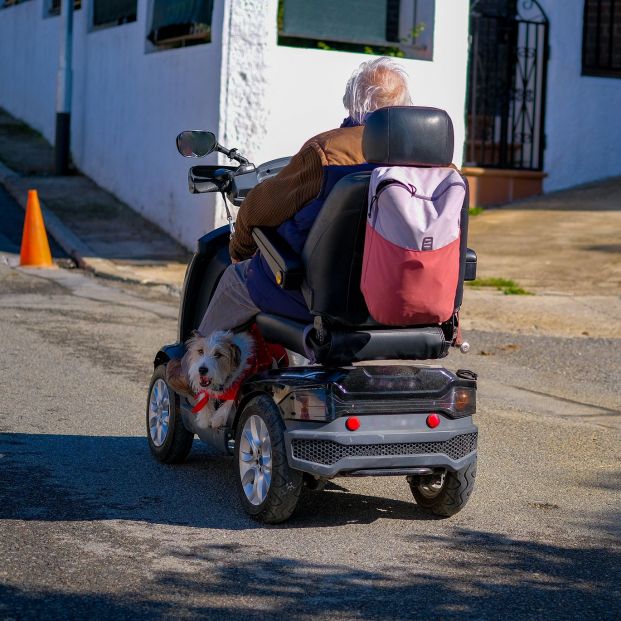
left=147, top=107, right=479, bottom=524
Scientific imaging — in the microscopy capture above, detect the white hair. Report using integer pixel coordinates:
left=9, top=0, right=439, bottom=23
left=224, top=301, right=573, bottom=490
left=343, top=57, right=412, bottom=124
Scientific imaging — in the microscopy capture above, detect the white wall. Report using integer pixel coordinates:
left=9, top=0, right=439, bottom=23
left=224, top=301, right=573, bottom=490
left=221, top=0, right=470, bottom=168
left=74, top=0, right=224, bottom=249
left=540, top=0, right=621, bottom=191
left=0, top=0, right=223, bottom=249
left=0, top=1, right=59, bottom=140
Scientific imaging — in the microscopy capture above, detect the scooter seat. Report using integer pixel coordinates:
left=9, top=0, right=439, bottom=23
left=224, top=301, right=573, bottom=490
left=256, top=313, right=448, bottom=365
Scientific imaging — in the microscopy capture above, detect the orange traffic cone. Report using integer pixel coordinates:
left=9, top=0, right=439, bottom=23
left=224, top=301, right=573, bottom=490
left=19, top=189, right=53, bottom=267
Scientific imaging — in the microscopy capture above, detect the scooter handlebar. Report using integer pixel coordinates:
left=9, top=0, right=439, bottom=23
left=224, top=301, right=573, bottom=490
left=188, top=165, right=237, bottom=194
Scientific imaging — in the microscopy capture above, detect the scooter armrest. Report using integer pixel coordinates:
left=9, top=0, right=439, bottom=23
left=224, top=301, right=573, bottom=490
left=252, top=227, right=304, bottom=289
left=465, top=248, right=477, bottom=281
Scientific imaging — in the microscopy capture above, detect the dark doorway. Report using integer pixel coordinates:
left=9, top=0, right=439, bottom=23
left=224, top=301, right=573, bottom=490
left=465, top=0, right=549, bottom=171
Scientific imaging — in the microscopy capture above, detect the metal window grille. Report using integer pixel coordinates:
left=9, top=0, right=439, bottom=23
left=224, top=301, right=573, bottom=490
left=385, top=0, right=401, bottom=42
left=93, top=0, right=137, bottom=28
left=465, top=0, right=549, bottom=171
left=582, top=0, right=621, bottom=77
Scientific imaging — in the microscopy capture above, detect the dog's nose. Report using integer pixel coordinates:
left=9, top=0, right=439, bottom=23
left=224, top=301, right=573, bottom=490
left=199, top=366, right=208, bottom=375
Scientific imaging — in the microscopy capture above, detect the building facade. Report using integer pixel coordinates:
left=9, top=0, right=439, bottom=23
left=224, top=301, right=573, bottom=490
left=463, top=0, right=621, bottom=205
left=0, top=0, right=619, bottom=249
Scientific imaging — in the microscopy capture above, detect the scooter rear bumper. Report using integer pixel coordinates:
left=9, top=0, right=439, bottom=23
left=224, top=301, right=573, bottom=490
left=283, top=414, right=477, bottom=478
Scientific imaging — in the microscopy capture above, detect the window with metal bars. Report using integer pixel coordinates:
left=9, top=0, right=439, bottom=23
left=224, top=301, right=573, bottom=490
left=277, top=0, right=435, bottom=61
left=93, top=0, right=137, bottom=29
left=582, top=0, right=621, bottom=77
left=147, top=0, right=213, bottom=49
left=48, top=0, right=81, bottom=15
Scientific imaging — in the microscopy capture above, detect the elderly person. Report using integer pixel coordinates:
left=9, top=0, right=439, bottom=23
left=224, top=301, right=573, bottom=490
left=198, top=57, right=412, bottom=335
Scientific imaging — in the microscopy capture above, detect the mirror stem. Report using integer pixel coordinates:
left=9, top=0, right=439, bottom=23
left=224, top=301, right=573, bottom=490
left=216, top=145, right=249, bottom=166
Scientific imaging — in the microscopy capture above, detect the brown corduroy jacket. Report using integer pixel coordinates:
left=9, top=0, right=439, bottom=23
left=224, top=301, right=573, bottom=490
left=230, top=125, right=365, bottom=261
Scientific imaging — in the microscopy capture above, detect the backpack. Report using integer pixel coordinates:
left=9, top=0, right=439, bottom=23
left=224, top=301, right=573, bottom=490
left=361, top=166, right=466, bottom=326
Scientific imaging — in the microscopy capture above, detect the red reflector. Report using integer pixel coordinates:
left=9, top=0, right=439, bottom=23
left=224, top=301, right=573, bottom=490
left=345, top=416, right=360, bottom=431
left=426, top=414, right=441, bottom=429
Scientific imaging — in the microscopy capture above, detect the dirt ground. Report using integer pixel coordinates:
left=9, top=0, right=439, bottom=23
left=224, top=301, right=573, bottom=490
left=464, top=176, right=621, bottom=338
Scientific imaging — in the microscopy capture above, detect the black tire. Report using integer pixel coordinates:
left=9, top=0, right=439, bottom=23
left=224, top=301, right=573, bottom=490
left=408, top=462, right=476, bottom=517
left=234, top=395, right=303, bottom=524
left=146, top=364, right=194, bottom=464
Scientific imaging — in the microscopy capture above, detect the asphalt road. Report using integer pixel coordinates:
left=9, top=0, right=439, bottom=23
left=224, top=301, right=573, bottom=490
left=0, top=194, right=619, bottom=619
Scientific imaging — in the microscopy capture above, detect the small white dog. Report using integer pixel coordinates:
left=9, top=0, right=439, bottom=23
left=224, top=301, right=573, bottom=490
left=180, top=330, right=255, bottom=430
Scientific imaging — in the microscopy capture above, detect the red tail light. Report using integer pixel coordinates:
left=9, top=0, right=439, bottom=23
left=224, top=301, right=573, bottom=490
left=345, top=416, right=361, bottom=431
left=426, top=413, right=441, bottom=428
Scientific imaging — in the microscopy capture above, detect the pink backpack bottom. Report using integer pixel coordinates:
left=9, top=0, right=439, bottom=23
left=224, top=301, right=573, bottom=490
left=361, top=224, right=460, bottom=325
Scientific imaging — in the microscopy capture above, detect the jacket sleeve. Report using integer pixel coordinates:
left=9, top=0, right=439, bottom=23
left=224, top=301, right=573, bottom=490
left=229, top=143, right=324, bottom=261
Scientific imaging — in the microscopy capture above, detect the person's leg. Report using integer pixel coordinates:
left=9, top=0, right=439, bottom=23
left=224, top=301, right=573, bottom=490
left=198, top=259, right=260, bottom=334
left=167, top=261, right=258, bottom=394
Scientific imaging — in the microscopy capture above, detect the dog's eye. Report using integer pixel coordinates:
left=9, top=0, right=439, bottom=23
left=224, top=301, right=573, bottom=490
left=198, top=349, right=204, bottom=356
left=214, top=352, right=222, bottom=359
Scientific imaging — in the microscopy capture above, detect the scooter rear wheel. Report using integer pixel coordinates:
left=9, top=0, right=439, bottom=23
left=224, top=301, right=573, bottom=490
left=408, top=462, right=476, bottom=517
left=146, top=364, right=194, bottom=464
left=234, top=395, right=302, bottom=523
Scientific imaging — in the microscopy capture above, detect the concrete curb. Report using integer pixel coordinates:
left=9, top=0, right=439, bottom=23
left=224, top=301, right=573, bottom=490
left=0, top=161, right=182, bottom=295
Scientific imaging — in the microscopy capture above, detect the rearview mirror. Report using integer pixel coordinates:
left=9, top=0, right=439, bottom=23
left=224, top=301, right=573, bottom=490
left=176, top=130, right=217, bottom=158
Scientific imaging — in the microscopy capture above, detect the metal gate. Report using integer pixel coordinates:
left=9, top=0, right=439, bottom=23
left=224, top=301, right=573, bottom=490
left=465, top=0, right=549, bottom=171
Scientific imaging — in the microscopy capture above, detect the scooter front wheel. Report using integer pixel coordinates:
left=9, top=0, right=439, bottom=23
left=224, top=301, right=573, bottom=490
left=146, top=364, right=194, bottom=464
left=234, top=395, right=302, bottom=523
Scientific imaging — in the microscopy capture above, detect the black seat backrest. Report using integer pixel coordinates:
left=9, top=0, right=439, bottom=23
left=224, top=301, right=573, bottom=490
left=301, top=171, right=372, bottom=326
left=301, top=106, right=469, bottom=328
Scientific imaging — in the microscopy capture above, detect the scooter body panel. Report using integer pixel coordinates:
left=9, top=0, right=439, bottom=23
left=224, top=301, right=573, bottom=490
left=178, top=225, right=231, bottom=343
left=234, top=364, right=478, bottom=478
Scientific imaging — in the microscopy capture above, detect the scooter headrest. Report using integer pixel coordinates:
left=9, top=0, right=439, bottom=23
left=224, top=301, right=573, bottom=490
left=362, top=106, right=454, bottom=166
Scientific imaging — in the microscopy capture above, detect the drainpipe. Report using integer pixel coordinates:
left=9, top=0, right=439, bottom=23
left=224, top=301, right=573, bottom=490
left=55, top=0, right=74, bottom=175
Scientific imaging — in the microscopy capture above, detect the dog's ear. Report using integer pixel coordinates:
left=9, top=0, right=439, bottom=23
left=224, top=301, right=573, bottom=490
left=185, top=329, right=203, bottom=347
left=166, top=358, right=192, bottom=396
left=219, top=330, right=235, bottom=343
left=230, top=343, right=241, bottom=369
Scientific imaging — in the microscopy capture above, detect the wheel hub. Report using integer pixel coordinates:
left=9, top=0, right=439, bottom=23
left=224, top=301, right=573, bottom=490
left=149, top=379, right=170, bottom=447
left=417, top=471, right=446, bottom=499
left=239, top=415, right=272, bottom=506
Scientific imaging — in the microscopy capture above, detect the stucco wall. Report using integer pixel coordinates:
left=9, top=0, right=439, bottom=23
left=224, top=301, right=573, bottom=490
left=0, top=0, right=223, bottom=249
left=74, top=0, right=224, bottom=249
left=0, top=1, right=59, bottom=140
left=540, top=0, right=621, bottom=191
left=220, top=0, right=470, bottom=168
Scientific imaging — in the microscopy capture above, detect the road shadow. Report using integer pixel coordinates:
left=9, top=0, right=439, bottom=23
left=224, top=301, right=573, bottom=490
left=583, top=243, right=621, bottom=253
left=2, top=433, right=620, bottom=619
left=1, top=533, right=619, bottom=620
left=0, top=432, right=438, bottom=530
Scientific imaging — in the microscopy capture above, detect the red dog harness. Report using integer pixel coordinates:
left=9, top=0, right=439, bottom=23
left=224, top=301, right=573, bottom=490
left=191, top=369, right=251, bottom=413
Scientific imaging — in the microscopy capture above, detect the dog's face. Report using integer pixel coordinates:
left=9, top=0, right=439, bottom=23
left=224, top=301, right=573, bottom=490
left=184, top=330, right=241, bottom=394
